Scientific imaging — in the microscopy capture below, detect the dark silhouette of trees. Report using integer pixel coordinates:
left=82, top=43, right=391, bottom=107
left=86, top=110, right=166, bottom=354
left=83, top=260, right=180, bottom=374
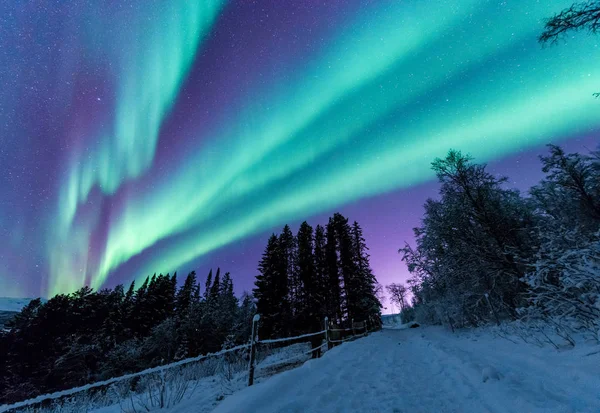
left=253, top=214, right=382, bottom=338
left=0, top=269, right=256, bottom=405
left=254, top=234, right=288, bottom=338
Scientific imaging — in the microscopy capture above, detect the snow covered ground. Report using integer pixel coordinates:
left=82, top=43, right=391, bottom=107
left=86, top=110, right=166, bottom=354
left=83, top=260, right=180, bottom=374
left=8, top=326, right=599, bottom=412
left=207, top=326, right=600, bottom=413
left=381, top=313, right=402, bottom=326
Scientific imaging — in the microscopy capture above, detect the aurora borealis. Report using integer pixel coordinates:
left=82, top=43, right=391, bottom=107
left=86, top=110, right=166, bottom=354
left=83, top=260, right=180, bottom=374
left=1, top=0, right=599, bottom=300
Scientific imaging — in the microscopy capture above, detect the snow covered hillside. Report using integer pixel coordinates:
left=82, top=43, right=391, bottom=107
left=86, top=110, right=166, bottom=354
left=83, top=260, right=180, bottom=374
left=0, top=298, right=38, bottom=312
left=199, top=327, right=600, bottom=413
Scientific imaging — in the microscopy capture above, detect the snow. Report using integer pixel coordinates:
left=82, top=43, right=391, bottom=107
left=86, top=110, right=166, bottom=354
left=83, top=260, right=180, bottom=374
left=209, top=327, right=600, bottom=413
left=0, top=344, right=251, bottom=413
left=9, top=326, right=600, bottom=412
left=381, top=313, right=402, bottom=326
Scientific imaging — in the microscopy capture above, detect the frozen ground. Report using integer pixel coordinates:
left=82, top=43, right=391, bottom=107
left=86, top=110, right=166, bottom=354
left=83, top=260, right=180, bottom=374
left=208, top=326, right=600, bottom=413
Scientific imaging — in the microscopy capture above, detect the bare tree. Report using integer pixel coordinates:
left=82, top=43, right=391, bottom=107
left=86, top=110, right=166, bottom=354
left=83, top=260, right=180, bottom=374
left=386, top=283, right=408, bottom=313
left=540, top=1, right=600, bottom=44
left=540, top=1, right=600, bottom=97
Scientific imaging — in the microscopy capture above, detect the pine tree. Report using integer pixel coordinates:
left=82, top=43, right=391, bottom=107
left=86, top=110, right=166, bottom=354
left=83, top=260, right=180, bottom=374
left=204, top=269, right=213, bottom=301
left=351, top=221, right=382, bottom=326
left=218, top=272, right=239, bottom=340
left=176, top=271, right=197, bottom=317
left=254, top=234, right=288, bottom=338
left=313, top=224, right=328, bottom=319
left=296, top=221, right=316, bottom=332
left=235, top=292, right=256, bottom=343
left=279, top=225, right=297, bottom=332
left=325, top=218, right=343, bottom=324
left=209, top=268, right=221, bottom=301
left=331, top=213, right=358, bottom=322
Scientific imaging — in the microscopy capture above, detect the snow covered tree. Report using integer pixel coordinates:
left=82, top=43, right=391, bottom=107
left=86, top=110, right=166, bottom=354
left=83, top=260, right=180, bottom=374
left=402, top=150, right=536, bottom=326
left=523, top=145, right=600, bottom=338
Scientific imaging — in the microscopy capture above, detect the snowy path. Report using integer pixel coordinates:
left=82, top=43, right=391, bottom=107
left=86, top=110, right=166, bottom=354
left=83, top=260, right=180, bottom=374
left=206, top=327, right=600, bottom=413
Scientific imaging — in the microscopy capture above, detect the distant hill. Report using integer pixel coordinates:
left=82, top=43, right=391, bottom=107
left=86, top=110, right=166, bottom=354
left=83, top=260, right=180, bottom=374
left=0, top=298, right=48, bottom=330
left=0, top=297, right=45, bottom=312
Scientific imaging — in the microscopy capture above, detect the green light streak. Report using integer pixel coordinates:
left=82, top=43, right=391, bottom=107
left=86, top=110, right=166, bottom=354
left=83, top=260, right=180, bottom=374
left=50, top=0, right=600, bottom=294
left=95, top=0, right=480, bottom=286
left=48, top=1, right=224, bottom=296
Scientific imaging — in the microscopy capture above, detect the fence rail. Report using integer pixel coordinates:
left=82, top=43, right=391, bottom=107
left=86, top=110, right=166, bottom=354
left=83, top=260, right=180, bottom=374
left=257, top=329, right=326, bottom=345
left=0, top=314, right=375, bottom=413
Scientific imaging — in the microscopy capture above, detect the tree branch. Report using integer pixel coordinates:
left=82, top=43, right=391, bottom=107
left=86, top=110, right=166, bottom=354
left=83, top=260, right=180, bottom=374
left=539, top=2, right=600, bottom=44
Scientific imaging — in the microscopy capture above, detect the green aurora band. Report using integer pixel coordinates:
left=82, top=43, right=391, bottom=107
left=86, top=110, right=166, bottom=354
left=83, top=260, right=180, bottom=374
left=49, top=0, right=600, bottom=295
left=48, top=1, right=225, bottom=295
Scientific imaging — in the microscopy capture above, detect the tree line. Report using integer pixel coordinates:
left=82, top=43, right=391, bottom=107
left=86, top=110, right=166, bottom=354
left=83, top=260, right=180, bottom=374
left=0, top=213, right=380, bottom=404
left=399, top=145, right=600, bottom=340
left=254, top=213, right=382, bottom=339
left=0, top=269, right=255, bottom=404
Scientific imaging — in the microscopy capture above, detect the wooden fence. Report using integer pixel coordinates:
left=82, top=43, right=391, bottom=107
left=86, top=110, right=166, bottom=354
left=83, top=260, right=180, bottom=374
left=1, top=314, right=375, bottom=412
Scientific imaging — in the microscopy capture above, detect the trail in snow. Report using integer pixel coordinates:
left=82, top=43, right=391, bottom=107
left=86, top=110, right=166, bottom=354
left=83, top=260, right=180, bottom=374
left=204, top=327, right=600, bottom=413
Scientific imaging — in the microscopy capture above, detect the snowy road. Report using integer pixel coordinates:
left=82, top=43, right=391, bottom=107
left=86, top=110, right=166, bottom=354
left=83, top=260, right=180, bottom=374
left=209, top=327, right=600, bottom=413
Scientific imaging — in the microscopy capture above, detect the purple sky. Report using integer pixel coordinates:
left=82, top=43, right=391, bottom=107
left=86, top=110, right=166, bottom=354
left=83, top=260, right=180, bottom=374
left=1, top=0, right=599, bottom=307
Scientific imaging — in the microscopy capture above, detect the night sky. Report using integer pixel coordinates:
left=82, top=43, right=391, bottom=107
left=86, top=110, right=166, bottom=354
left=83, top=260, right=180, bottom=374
left=1, top=0, right=599, bottom=304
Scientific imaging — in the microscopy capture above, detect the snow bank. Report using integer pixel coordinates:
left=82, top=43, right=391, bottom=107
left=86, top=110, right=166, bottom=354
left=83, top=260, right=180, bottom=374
left=13, top=327, right=599, bottom=412
left=209, top=327, right=600, bottom=413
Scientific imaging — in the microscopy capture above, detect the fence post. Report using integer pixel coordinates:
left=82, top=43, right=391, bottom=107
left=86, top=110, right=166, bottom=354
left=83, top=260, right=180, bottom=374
left=351, top=318, right=355, bottom=337
left=364, top=319, right=368, bottom=336
left=248, top=314, right=260, bottom=386
left=324, top=316, right=329, bottom=350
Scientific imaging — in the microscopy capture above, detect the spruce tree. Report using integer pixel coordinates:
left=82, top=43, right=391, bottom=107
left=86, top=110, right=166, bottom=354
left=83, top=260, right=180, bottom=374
left=218, top=272, right=239, bottom=343
left=204, top=269, right=213, bottom=301
left=279, top=225, right=297, bottom=332
left=313, top=224, right=328, bottom=319
left=296, top=221, right=316, bottom=332
left=330, top=213, right=358, bottom=322
left=254, top=234, right=288, bottom=338
left=351, top=221, right=382, bottom=326
left=209, top=268, right=221, bottom=301
left=176, top=271, right=197, bottom=317
left=325, top=218, right=343, bottom=324
left=235, top=292, right=256, bottom=343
